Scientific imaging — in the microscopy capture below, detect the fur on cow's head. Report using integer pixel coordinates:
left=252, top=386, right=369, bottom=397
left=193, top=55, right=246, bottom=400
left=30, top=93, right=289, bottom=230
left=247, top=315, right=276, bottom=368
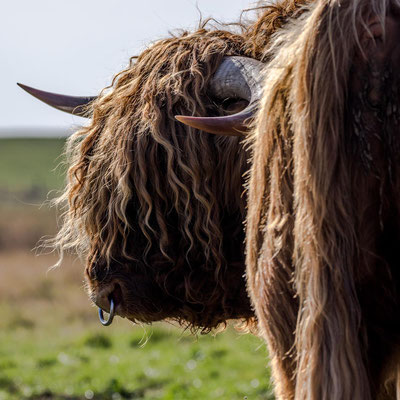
left=242, top=0, right=313, bottom=60
left=246, top=0, right=400, bottom=398
left=51, top=26, right=258, bottom=332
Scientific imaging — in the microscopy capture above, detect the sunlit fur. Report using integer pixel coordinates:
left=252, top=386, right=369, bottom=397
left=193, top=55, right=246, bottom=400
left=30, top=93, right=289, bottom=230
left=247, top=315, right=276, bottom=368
left=246, top=0, right=400, bottom=398
left=51, top=27, right=260, bottom=332
left=242, top=0, right=312, bottom=60
left=49, top=2, right=316, bottom=334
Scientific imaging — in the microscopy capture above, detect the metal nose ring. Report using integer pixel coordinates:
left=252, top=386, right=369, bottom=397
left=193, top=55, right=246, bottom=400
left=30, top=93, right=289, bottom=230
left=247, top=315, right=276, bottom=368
left=98, top=297, right=115, bottom=326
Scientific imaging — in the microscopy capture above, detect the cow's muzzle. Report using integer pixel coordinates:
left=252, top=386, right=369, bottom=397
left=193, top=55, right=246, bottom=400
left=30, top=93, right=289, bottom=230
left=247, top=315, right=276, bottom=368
left=89, top=280, right=126, bottom=326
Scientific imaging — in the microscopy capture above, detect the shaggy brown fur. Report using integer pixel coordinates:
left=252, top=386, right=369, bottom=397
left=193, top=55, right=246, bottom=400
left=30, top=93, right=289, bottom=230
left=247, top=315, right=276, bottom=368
left=242, top=0, right=312, bottom=59
left=52, top=27, right=258, bottom=332
left=246, top=0, right=400, bottom=398
left=50, top=1, right=314, bottom=334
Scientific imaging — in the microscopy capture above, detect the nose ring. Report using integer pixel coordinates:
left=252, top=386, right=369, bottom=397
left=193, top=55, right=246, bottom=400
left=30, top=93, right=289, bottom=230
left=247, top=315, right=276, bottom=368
left=98, top=297, right=115, bottom=326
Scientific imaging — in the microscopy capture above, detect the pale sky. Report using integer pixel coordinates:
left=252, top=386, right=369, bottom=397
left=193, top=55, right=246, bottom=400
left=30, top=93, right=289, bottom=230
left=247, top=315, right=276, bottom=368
left=1, top=0, right=255, bottom=133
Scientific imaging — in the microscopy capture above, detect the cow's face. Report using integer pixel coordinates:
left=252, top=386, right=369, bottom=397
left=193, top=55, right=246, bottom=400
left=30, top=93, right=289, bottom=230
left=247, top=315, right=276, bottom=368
left=79, top=113, right=254, bottom=330
left=78, top=98, right=253, bottom=330
left=35, top=31, right=263, bottom=331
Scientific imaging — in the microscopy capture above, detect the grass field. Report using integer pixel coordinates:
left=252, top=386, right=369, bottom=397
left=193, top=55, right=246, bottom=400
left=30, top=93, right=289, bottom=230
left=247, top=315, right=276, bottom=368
left=0, top=138, right=273, bottom=400
left=0, top=138, right=65, bottom=194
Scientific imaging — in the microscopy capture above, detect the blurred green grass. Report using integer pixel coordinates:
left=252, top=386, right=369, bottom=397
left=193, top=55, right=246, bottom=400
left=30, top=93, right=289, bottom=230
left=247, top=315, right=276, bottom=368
left=0, top=138, right=65, bottom=194
left=0, top=138, right=66, bottom=250
left=0, top=137, right=273, bottom=400
left=0, top=322, right=273, bottom=400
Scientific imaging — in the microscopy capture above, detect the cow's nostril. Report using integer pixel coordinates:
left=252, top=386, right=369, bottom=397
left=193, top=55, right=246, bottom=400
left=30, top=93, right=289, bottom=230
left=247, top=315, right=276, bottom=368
left=98, top=283, right=125, bottom=326
left=94, top=281, right=125, bottom=318
left=110, top=283, right=124, bottom=308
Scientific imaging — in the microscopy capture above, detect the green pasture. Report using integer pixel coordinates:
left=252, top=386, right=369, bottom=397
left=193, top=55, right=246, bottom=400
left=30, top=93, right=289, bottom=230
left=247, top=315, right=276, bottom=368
left=0, top=138, right=65, bottom=195
left=0, top=138, right=66, bottom=249
left=0, top=137, right=273, bottom=399
left=0, top=322, right=273, bottom=400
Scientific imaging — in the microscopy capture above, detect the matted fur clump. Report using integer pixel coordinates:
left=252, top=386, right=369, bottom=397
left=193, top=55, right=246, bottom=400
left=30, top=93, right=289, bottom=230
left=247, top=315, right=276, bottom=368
left=52, top=26, right=257, bottom=331
left=246, top=0, right=400, bottom=398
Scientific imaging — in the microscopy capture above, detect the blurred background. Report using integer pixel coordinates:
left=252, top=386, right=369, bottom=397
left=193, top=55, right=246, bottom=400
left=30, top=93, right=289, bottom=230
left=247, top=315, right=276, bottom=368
left=0, top=1, right=272, bottom=399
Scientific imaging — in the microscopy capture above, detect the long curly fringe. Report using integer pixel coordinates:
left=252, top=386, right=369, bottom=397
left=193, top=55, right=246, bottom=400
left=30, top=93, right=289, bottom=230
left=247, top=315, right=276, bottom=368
left=246, top=0, right=399, bottom=399
left=51, top=26, right=253, bottom=291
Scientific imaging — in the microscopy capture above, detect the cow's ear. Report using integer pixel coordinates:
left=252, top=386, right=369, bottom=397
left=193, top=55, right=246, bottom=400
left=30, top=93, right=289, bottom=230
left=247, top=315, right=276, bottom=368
left=17, top=83, right=96, bottom=118
left=175, top=56, right=264, bottom=136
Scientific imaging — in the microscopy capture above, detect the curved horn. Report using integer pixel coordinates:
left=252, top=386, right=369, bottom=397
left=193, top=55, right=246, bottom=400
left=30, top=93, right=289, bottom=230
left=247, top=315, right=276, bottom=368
left=175, top=56, right=265, bottom=136
left=17, top=83, right=96, bottom=117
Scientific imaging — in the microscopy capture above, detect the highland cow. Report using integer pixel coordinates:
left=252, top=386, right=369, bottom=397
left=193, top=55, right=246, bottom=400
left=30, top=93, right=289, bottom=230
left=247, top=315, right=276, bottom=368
left=23, top=0, right=400, bottom=396
left=22, top=1, right=309, bottom=332
left=19, top=2, right=315, bottom=338
left=179, top=0, right=400, bottom=398
left=20, top=27, right=267, bottom=332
